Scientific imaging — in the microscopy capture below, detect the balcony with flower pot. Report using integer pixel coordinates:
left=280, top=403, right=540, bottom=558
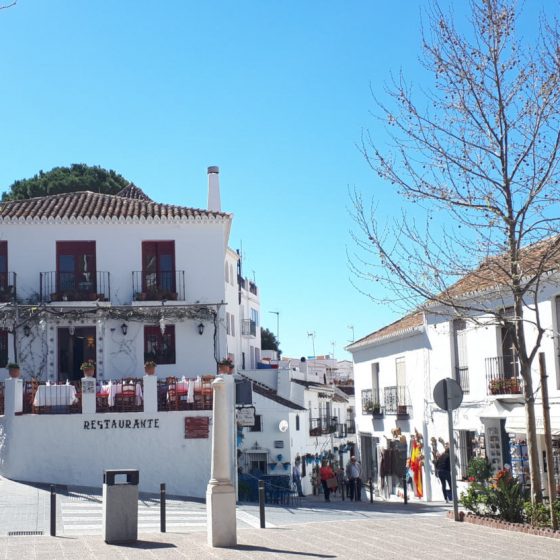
left=485, top=356, right=524, bottom=396
left=384, top=385, right=411, bottom=418
left=132, top=270, right=185, bottom=302
left=40, top=271, right=110, bottom=303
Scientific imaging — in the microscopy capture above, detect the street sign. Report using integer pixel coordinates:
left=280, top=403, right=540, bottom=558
left=433, top=377, right=464, bottom=522
left=433, top=378, right=463, bottom=411
left=236, top=406, right=256, bottom=427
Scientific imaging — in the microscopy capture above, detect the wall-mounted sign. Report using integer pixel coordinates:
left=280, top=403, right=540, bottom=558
left=83, top=418, right=160, bottom=430
left=184, top=416, right=210, bottom=439
left=236, top=406, right=256, bottom=427
left=317, top=392, right=331, bottom=399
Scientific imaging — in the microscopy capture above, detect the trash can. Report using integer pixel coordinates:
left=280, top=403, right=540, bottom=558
left=102, top=469, right=139, bottom=543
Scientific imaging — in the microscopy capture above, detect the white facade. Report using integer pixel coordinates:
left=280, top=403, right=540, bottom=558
left=237, top=365, right=356, bottom=495
left=348, top=282, right=560, bottom=502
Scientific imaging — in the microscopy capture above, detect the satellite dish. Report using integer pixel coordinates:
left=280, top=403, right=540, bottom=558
left=279, top=420, right=289, bottom=432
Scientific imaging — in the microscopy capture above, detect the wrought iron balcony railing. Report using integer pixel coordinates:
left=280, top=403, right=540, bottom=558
left=384, top=385, right=411, bottom=416
left=456, top=366, right=470, bottom=394
left=361, top=389, right=383, bottom=415
left=485, top=356, right=523, bottom=395
left=309, top=417, right=338, bottom=436
left=242, top=319, right=257, bottom=337
left=0, top=271, right=16, bottom=302
left=132, top=270, right=185, bottom=301
left=40, top=271, right=110, bottom=303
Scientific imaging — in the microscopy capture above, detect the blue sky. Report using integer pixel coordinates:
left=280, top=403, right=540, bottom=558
left=0, top=1, right=553, bottom=359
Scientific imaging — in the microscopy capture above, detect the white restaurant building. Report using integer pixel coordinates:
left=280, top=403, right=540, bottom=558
left=0, top=167, right=261, bottom=497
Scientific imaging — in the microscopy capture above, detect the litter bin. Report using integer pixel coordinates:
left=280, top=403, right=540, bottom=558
left=102, top=469, right=139, bottom=543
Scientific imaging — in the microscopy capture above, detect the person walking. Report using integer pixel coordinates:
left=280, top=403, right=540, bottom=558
left=435, top=446, right=452, bottom=502
left=292, top=460, right=304, bottom=497
left=345, top=456, right=362, bottom=501
left=319, top=460, right=335, bottom=502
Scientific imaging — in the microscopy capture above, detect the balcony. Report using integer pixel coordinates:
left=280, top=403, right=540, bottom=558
left=361, top=389, right=383, bottom=417
left=132, top=270, right=185, bottom=301
left=384, top=386, right=411, bottom=417
left=485, top=356, right=523, bottom=396
left=456, top=366, right=470, bottom=394
left=309, top=417, right=338, bottom=436
left=346, top=419, right=356, bottom=434
left=242, top=319, right=257, bottom=337
left=0, top=271, right=16, bottom=302
left=40, top=271, right=110, bottom=303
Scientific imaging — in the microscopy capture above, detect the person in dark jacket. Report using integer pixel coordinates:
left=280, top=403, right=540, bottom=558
left=435, top=447, right=452, bottom=502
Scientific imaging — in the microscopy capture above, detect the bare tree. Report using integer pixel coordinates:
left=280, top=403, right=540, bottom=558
left=351, top=0, right=560, bottom=503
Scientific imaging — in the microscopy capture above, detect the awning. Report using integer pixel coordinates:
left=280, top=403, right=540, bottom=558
left=478, top=401, right=521, bottom=419
left=452, top=406, right=485, bottom=431
left=504, top=403, right=560, bottom=435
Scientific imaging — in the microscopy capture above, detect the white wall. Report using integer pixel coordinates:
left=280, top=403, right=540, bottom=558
left=0, top=410, right=212, bottom=497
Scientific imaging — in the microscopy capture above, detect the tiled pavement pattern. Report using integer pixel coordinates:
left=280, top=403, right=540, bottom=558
left=1, top=476, right=559, bottom=558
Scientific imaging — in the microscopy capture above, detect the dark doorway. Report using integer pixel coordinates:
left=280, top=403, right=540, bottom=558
left=58, top=327, right=96, bottom=382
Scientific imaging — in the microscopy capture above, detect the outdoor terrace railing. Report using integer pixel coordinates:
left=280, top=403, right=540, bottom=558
left=22, top=380, right=82, bottom=414
left=346, top=419, right=356, bottom=434
left=96, top=378, right=144, bottom=413
left=40, top=271, right=110, bottom=303
left=132, top=270, right=185, bottom=301
left=156, top=375, right=214, bottom=412
left=485, top=356, right=523, bottom=395
left=309, top=417, right=338, bottom=436
left=383, top=385, right=411, bottom=416
left=0, top=271, right=16, bottom=302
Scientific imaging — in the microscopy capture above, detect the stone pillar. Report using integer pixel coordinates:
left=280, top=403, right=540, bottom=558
left=206, top=375, right=237, bottom=547
left=81, top=377, right=96, bottom=414
left=143, top=374, right=157, bottom=413
left=4, top=378, right=23, bottom=415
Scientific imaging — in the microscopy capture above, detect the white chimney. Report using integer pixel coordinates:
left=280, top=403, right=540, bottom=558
left=207, top=166, right=221, bottom=211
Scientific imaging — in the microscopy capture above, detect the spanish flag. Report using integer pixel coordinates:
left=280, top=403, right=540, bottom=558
left=410, top=438, right=423, bottom=498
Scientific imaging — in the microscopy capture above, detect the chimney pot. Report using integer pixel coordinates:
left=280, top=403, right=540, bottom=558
left=208, top=166, right=220, bottom=174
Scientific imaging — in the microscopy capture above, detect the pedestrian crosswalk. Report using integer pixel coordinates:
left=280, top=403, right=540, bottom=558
left=61, top=499, right=207, bottom=535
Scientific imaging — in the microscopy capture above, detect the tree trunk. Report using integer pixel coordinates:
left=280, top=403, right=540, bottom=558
left=522, top=371, right=543, bottom=504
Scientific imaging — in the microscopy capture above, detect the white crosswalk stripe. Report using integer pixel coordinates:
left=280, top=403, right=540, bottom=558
left=61, top=501, right=207, bottom=535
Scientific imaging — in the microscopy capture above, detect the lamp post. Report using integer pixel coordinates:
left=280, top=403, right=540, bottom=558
left=268, top=311, right=280, bottom=342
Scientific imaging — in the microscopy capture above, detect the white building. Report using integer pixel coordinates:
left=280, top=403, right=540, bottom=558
left=237, top=362, right=356, bottom=496
left=0, top=166, right=258, bottom=496
left=348, top=261, right=560, bottom=502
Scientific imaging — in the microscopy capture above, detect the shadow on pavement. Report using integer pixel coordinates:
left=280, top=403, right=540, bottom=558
left=108, top=540, right=177, bottom=550
left=233, top=544, right=335, bottom=558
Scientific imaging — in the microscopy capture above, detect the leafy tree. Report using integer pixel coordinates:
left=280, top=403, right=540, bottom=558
left=261, top=327, right=280, bottom=354
left=351, top=0, right=560, bottom=504
left=2, top=164, right=131, bottom=201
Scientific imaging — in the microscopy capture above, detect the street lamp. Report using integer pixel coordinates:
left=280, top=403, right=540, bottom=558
left=268, top=311, right=280, bottom=341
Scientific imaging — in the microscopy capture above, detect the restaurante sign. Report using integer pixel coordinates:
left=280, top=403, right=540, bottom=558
left=83, top=418, right=160, bottom=430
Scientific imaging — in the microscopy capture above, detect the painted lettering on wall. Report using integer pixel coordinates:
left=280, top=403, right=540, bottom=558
left=83, top=418, right=160, bottom=430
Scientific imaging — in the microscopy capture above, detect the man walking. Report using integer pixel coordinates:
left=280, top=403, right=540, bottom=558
left=345, top=456, right=362, bottom=501
left=292, top=460, right=304, bottom=497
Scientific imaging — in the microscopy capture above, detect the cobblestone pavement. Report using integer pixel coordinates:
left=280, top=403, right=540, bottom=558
left=2, top=476, right=558, bottom=559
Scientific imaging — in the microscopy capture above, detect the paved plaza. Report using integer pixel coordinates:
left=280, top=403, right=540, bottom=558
left=1, top=476, right=558, bottom=559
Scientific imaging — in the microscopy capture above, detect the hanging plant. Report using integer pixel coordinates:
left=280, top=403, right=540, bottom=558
left=276, top=454, right=283, bottom=462
left=268, top=462, right=276, bottom=470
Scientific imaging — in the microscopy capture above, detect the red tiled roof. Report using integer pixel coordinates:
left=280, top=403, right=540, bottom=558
left=347, top=311, right=424, bottom=350
left=116, top=183, right=153, bottom=201
left=0, top=191, right=229, bottom=222
left=348, top=236, right=560, bottom=351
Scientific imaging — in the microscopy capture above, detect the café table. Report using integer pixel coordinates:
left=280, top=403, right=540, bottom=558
left=33, top=384, right=78, bottom=407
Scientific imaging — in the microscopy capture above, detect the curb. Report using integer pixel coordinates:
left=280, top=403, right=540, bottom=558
left=448, top=511, right=560, bottom=539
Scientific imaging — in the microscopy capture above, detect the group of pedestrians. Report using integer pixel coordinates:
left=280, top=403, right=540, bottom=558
left=317, top=456, right=363, bottom=502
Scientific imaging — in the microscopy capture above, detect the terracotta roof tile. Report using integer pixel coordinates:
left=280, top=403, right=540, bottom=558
left=347, top=311, right=424, bottom=350
left=0, top=191, right=229, bottom=222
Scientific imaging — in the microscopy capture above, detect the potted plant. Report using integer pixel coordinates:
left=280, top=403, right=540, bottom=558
left=6, top=362, right=20, bottom=378
left=218, top=358, right=234, bottom=374
left=80, top=359, right=95, bottom=377
left=144, top=360, right=157, bottom=375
